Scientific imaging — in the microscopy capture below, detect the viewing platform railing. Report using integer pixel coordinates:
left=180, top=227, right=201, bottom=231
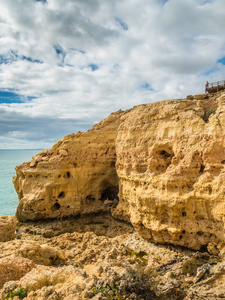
left=205, top=80, right=225, bottom=93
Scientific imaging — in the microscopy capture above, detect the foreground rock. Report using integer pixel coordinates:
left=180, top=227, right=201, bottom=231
left=0, top=216, right=17, bottom=242
left=0, top=256, right=35, bottom=289
left=185, top=262, right=225, bottom=299
left=0, top=222, right=223, bottom=300
left=13, top=91, right=225, bottom=253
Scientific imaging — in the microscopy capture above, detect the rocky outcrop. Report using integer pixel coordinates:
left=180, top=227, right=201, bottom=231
left=13, top=91, right=225, bottom=253
left=114, top=92, right=225, bottom=252
left=0, top=239, right=65, bottom=266
left=184, top=262, right=225, bottom=299
left=14, top=111, right=122, bottom=221
left=0, top=216, right=17, bottom=242
left=0, top=256, right=35, bottom=289
left=0, top=218, right=223, bottom=300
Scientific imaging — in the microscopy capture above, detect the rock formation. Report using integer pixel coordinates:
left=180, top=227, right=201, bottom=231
left=0, top=216, right=17, bottom=242
left=13, top=91, right=225, bottom=254
left=114, top=92, right=225, bottom=253
left=14, top=111, right=122, bottom=221
left=0, top=257, right=35, bottom=289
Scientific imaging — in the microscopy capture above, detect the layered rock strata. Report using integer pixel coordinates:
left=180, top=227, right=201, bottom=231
left=13, top=91, right=225, bottom=252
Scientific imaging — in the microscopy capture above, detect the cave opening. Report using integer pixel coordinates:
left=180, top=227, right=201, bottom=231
left=51, top=202, right=61, bottom=211
left=100, top=185, right=119, bottom=202
left=58, top=191, right=65, bottom=198
left=200, top=164, right=205, bottom=173
left=160, top=150, right=173, bottom=159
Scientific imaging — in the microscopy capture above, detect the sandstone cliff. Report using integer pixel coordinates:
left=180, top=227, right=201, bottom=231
left=14, top=111, right=122, bottom=221
left=13, top=91, right=225, bottom=253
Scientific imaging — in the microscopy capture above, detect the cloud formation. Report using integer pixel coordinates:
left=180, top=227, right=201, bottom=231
left=0, top=0, right=225, bottom=148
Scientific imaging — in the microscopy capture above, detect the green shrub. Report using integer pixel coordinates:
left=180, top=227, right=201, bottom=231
left=9, top=287, right=26, bottom=300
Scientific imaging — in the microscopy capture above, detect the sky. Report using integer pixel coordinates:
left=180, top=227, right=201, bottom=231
left=0, top=0, right=225, bottom=149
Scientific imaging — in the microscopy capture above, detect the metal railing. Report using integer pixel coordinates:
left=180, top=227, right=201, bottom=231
left=205, top=80, right=225, bottom=93
left=207, top=80, right=225, bottom=87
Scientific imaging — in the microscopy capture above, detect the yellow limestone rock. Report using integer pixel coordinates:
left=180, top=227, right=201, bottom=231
left=0, top=256, right=35, bottom=289
left=0, top=216, right=17, bottom=242
left=113, top=92, right=225, bottom=250
left=13, top=91, right=225, bottom=252
left=14, top=111, right=122, bottom=221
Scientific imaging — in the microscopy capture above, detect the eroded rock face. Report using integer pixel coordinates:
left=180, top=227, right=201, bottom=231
left=0, top=256, right=35, bottom=289
left=0, top=216, right=17, bottom=242
left=13, top=91, right=225, bottom=252
left=114, top=92, right=225, bottom=250
left=14, top=111, right=122, bottom=221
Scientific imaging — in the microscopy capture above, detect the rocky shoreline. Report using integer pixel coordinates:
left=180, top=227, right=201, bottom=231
left=2, top=91, right=225, bottom=299
left=0, top=214, right=224, bottom=299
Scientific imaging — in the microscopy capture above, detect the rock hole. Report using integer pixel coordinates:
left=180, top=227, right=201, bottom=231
left=64, top=171, right=71, bottom=179
left=209, top=187, right=212, bottom=195
left=179, top=235, right=182, bottom=240
left=200, top=244, right=208, bottom=252
left=100, top=185, right=119, bottom=201
left=58, top=175, right=61, bottom=178
left=200, top=164, right=205, bottom=173
left=182, top=212, right=186, bottom=217
left=182, top=230, right=186, bottom=234
left=160, top=150, right=173, bottom=159
left=58, top=191, right=65, bottom=199
left=74, top=163, right=77, bottom=167
left=51, top=202, right=61, bottom=211
left=197, top=231, right=204, bottom=236
left=67, top=205, right=70, bottom=208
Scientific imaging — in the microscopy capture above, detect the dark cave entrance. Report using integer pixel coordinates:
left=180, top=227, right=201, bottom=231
left=100, top=184, right=119, bottom=202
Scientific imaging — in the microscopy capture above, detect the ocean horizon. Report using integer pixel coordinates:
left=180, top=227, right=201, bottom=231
left=0, top=149, right=43, bottom=216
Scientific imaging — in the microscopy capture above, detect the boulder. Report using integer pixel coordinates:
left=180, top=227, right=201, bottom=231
left=0, top=256, right=35, bottom=289
left=0, top=216, right=17, bottom=242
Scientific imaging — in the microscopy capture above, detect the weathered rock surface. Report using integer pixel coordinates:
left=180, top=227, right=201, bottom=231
left=13, top=91, right=225, bottom=253
left=14, top=111, right=122, bottom=221
left=0, top=256, right=35, bottom=289
left=0, top=220, right=223, bottom=300
left=0, top=216, right=17, bottom=242
left=0, top=229, right=198, bottom=300
left=185, top=262, right=225, bottom=299
left=16, top=214, right=133, bottom=239
left=114, top=92, right=225, bottom=252
left=0, top=239, right=65, bottom=266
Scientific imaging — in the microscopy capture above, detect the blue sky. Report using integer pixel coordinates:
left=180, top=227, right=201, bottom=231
left=0, top=0, right=225, bottom=149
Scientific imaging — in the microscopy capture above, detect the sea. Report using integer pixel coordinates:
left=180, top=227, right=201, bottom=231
left=0, top=149, right=41, bottom=216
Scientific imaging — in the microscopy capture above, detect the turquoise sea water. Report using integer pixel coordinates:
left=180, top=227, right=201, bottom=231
left=0, top=150, right=41, bottom=216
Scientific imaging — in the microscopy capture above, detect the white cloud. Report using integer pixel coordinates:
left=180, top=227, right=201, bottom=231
left=0, top=0, right=225, bottom=148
